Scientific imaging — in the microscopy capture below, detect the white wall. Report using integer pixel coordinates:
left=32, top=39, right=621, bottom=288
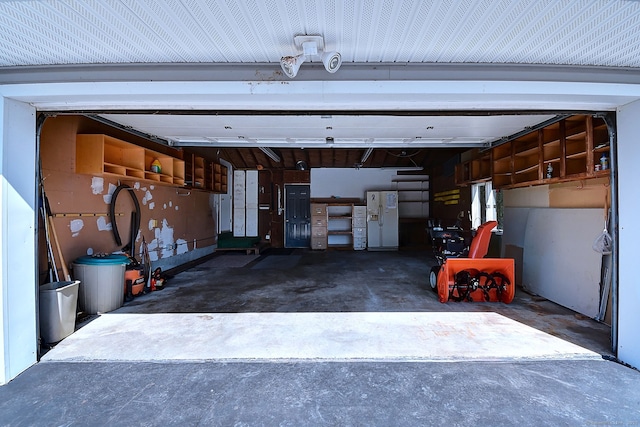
left=617, top=99, right=640, bottom=368
left=311, top=168, right=399, bottom=199
left=521, top=208, right=603, bottom=318
left=0, top=98, right=37, bottom=384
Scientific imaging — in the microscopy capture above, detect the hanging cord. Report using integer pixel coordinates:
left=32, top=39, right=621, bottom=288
left=110, top=184, right=141, bottom=252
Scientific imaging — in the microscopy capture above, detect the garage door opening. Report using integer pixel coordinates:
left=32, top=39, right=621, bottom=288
left=36, top=112, right=614, bottom=363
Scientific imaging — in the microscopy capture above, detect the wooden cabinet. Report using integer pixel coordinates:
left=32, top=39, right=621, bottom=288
left=213, top=163, right=228, bottom=193
left=76, top=134, right=185, bottom=186
left=457, top=115, right=611, bottom=189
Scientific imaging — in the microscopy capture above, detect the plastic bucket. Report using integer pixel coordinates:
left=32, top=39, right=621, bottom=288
left=39, top=280, right=80, bottom=344
left=73, top=255, right=129, bottom=314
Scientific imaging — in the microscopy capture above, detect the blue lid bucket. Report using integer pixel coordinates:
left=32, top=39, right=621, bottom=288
left=73, top=254, right=130, bottom=266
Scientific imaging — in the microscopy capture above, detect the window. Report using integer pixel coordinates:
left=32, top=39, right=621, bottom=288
left=471, top=182, right=499, bottom=230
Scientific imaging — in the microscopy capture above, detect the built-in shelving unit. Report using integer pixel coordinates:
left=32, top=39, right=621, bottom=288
left=76, top=134, right=185, bottom=186
left=456, top=115, right=611, bottom=189
left=184, top=153, right=228, bottom=193
left=213, top=163, right=228, bottom=193
left=396, top=179, right=430, bottom=218
left=455, top=153, right=492, bottom=185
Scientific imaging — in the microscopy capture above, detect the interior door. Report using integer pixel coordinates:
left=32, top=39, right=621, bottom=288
left=285, top=185, right=311, bottom=248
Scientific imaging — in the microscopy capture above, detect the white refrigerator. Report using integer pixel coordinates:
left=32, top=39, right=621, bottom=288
left=366, top=191, right=399, bottom=250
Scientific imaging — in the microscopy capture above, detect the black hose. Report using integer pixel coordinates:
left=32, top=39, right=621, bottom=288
left=110, top=184, right=141, bottom=250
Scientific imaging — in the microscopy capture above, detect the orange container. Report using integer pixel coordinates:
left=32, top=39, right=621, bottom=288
left=437, top=258, right=515, bottom=303
left=124, top=269, right=145, bottom=296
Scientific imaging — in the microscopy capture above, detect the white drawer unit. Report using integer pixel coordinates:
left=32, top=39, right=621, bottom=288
left=353, top=216, right=366, bottom=228
left=353, top=237, right=367, bottom=250
left=352, top=205, right=367, bottom=250
left=353, top=227, right=366, bottom=238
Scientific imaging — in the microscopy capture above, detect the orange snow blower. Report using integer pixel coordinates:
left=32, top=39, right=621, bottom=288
left=436, top=258, right=515, bottom=303
left=431, top=220, right=516, bottom=303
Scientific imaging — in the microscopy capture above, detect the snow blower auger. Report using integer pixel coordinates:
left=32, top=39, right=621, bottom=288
left=436, top=258, right=515, bottom=303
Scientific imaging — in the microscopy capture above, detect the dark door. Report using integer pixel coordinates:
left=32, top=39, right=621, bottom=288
left=285, top=185, right=311, bottom=248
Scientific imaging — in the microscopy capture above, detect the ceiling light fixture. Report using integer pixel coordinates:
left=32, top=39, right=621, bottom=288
left=361, top=147, right=374, bottom=164
left=280, top=54, right=305, bottom=78
left=322, top=51, right=342, bottom=73
left=380, top=166, right=424, bottom=171
left=259, top=147, right=281, bottom=163
left=280, top=35, right=341, bottom=79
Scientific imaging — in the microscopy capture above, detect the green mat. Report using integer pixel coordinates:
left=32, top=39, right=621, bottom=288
left=217, top=232, right=261, bottom=249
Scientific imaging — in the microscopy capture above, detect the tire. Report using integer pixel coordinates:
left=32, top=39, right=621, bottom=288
left=429, top=266, right=440, bottom=293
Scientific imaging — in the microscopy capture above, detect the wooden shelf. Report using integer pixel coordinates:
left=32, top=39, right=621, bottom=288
left=457, top=115, right=611, bottom=189
left=455, top=153, right=492, bottom=185
left=312, top=201, right=361, bottom=250
left=514, top=164, right=538, bottom=174
left=183, top=154, right=227, bottom=193
left=326, top=244, right=353, bottom=250
left=76, top=134, right=185, bottom=187
left=212, top=162, right=228, bottom=193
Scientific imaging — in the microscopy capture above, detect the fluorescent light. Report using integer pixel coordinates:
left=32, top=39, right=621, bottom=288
left=259, top=147, right=281, bottom=162
left=361, top=147, right=374, bottom=164
left=380, top=166, right=424, bottom=171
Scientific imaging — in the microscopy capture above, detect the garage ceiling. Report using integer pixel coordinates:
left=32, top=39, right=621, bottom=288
left=2, top=1, right=640, bottom=67
left=2, top=1, right=640, bottom=169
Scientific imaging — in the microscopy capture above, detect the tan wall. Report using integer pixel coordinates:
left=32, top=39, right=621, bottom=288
left=40, top=116, right=216, bottom=281
left=548, top=178, right=610, bottom=208
left=503, top=177, right=610, bottom=209
left=503, top=185, right=550, bottom=208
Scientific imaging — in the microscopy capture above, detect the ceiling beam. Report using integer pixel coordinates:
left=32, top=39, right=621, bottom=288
left=5, top=63, right=640, bottom=86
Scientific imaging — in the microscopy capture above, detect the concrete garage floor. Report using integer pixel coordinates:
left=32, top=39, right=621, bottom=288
left=119, top=249, right=613, bottom=356
left=3, top=250, right=640, bottom=426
